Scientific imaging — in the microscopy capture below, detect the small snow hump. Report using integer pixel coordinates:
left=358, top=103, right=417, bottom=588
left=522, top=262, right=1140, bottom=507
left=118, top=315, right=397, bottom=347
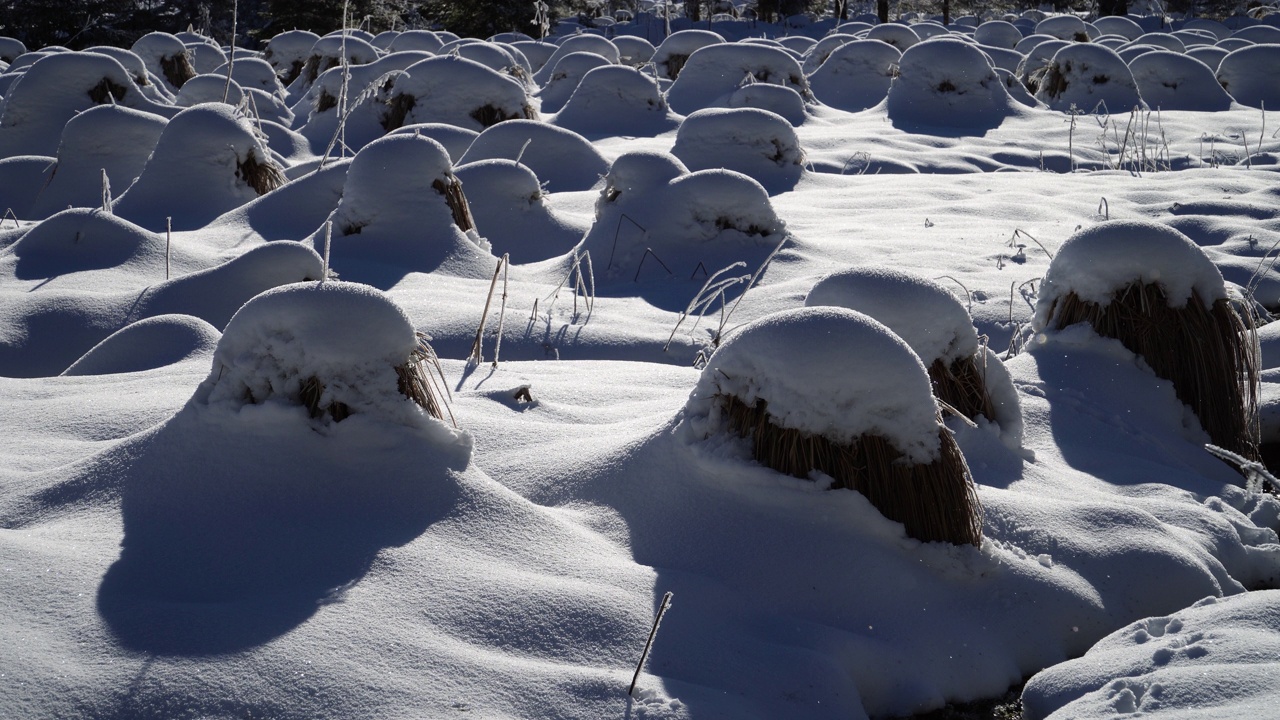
left=886, top=38, right=1016, bottom=131
left=671, top=107, right=804, bottom=194
left=683, top=306, right=983, bottom=546
left=196, top=281, right=453, bottom=430
left=1034, top=220, right=1260, bottom=461
left=1032, top=43, right=1145, bottom=114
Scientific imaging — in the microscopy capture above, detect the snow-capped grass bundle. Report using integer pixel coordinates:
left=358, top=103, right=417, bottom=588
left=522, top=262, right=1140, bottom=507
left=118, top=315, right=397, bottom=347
left=432, top=175, right=475, bottom=232
left=684, top=307, right=983, bottom=547
left=160, top=50, right=196, bottom=90
left=298, top=331, right=449, bottom=423
left=316, top=87, right=339, bottom=113
left=663, top=53, right=690, bottom=79
left=87, top=77, right=128, bottom=105
left=1034, top=220, right=1260, bottom=461
left=928, top=356, right=997, bottom=423
left=235, top=151, right=287, bottom=196
left=469, top=102, right=538, bottom=128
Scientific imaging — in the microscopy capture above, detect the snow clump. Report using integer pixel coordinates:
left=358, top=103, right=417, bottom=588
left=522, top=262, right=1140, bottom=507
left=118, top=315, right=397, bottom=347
left=671, top=107, right=804, bottom=194
left=1034, top=43, right=1146, bottom=113
left=886, top=38, right=1016, bottom=130
left=552, top=64, right=678, bottom=137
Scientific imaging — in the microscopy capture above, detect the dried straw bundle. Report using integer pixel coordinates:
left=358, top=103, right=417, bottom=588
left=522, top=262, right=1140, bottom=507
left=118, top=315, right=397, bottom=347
left=468, top=102, right=539, bottom=128
left=88, top=77, right=128, bottom=105
left=664, top=54, right=690, bottom=80
left=721, top=394, right=983, bottom=546
left=381, top=92, right=416, bottom=132
left=432, top=176, right=476, bottom=231
left=236, top=152, right=287, bottom=196
left=929, top=355, right=997, bottom=424
left=299, top=332, right=449, bottom=423
left=1044, top=282, right=1260, bottom=460
left=160, top=51, right=197, bottom=89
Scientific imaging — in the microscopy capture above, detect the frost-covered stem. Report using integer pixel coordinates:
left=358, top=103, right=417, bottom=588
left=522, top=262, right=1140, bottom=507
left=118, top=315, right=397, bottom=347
left=223, top=0, right=239, bottom=104
left=608, top=213, right=647, bottom=271
left=339, top=0, right=351, bottom=156
left=1066, top=106, right=1078, bottom=173
left=582, top=250, right=595, bottom=314
left=629, top=592, right=673, bottom=697
left=716, top=234, right=788, bottom=345
left=469, top=256, right=505, bottom=365
left=515, top=138, right=532, bottom=166
left=492, top=254, right=510, bottom=367
left=1015, top=229, right=1054, bottom=261
left=664, top=262, right=747, bottom=352
left=2, top=208, right=16, bottom=228
left=935, top=275, right=972, bottom=312
left=1008, top=280, right=1016, bottom=324
left=1097, top=197, right=1109, bottom=220
left=1205, top=444, right=1277, bottom=494
left=321, top=220, right=332, bottom=281
left=100, top=169, right=111, bottom=212
left=165, top=216, right=172, bottom=280
left=634, top=248, right=673, bottom=282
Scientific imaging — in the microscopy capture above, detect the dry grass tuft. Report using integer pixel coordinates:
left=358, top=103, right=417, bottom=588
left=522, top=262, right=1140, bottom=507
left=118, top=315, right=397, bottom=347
left=433, top=176, right=476, bottom=231
left=664, top=53, right=690, bottom=79
left=297, top=333, right=452, bottom=424
left=721, top=394, right=983, bottom=546
left=468, top=102, right=539, bottom=129
left=1045, top=282, right=1260, bottom=461
left=929, top=355, right=997, bottom=425
left=88, top=78, right=128, bottom=104
left=1034, top=61, right=1070, bottom=100
left=160, top=51, right=197, bottom=89
left=236, top=152, right=287, bottom=196
left=381, top=92, right=416, bottom=132
left=283, top=59, right=305, bottom=85
left=316, top=87, right=339, bottom=113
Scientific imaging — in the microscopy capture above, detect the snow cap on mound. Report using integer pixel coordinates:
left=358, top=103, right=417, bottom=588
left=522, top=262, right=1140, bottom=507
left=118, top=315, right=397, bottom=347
left=194, top=281, right=447, bottom=432
left=671, top=107, right=804, bottom=194
left=454, top=159, right=582, bottom=264
left=10, top=208, right=161, bottom=280
left=613, top=35, right=656, bottom=66
left=299, top=34, right=379, bottom=86
left=974, top=20, right=1023, bottom=49
left=1093, top=15, right=1144, bottom=40
left=1033, top=220, right=1227, bottom=329
left=63, top=314, right=220, bottom=376
left=666, top=42, right=810, bottom=115
left=458, top=119, right=606, bottom=193
left=387, top=30, right=443, bottom=54
left=805, top=266, right=980, bottom=365
left=1129, top=51, right=1232, bottom=111
left=83, top=46, right=169, bottom=102
left=130, top=32, right=195, bottom=93
left=112, top=103, right=284, bottom=232
left=801, top=33, right=858, bottom=74
left=1035, top=43, right=1145, bottom=113
left=808, top=39, right=900, bottom=112
left=1035, top=14, right=1095, bottom=41
left=533, top=34, right=620, bottom=84
left=332, top=133, right=456, bottom=230
left=1217, top=44, right=1280, bottom=109
left=684, top=306, right=942, bottom=463
left=647, top=169, right=783, bottom=247
left=720, top=82, right=808, bottom=126
left=384, top=55, right=534, bottom=133
left=596, top=150, right=688, bottom=208
left=387, top=122, right=477, bottom=162
left=263, top=29, right=319, bottom=83
left=552, top=64, right=676, bottom=137
left=0, top=51, right=162, bottom=157
left=175, top=73, right=244, bottom=106
left=29, top=104, right=166, bottom=219
left=886, top=38, right=1015, bottom=129
left=0, top=36, right=26, bottom=63
left=865, top=23, right=921, bottom=50
left=536, top=51, right=612, bottom=113
left=218, top=57, right=286, bottom=96
left=652, top=29, right=725, bottom=79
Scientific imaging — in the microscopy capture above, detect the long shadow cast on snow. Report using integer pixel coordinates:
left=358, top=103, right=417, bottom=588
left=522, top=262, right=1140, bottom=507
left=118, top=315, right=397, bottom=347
left=96, top=411, right=467, bottom=656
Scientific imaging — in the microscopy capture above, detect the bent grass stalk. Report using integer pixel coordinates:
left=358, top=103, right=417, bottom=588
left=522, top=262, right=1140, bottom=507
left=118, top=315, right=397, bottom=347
left=629, top=592, right=673, bottom=697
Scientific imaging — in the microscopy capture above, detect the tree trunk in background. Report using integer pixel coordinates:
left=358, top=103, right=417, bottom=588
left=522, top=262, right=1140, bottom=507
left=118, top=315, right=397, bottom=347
left=685, top=0, right=700, bottom=22
left=877, top=0, right=888, bottom=23
left=942, top=0, right=950, bottom=25
left=1098, top=0, right=1129, bottom=15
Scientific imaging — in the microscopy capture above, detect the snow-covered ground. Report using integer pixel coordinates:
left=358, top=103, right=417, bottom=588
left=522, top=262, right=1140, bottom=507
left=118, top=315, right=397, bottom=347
left=3, top=11, right=1280, bottom=720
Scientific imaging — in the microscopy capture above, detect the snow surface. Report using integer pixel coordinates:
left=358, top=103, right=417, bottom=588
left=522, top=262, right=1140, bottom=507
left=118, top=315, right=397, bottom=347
left=3, top=14, right=1280, bottom=720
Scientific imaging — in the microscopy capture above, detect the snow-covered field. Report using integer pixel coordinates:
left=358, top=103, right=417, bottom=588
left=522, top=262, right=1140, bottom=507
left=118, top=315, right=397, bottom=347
left=3, top=10, right=1280, bottom=720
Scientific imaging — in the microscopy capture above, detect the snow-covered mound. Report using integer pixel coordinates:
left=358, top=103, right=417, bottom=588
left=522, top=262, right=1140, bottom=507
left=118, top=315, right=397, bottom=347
left=458, top=119, right=607, bottom=193
left=112, top=103, right=285, bottom=232
left=683, top=306, right=942, bottom=463
left=613, top=35, right=655, bottom=66
left=651, top=29, right=724, bottom=80
left=808, top=39, right=901, bottom=112
left=1094, top=15, right=1145, bottom=40
left=552, top=64, right=677, bottom=137
left=7, top=208, right=162, bottom=283
left=453, top=159, right=584, bottom=264
left=1034, top=43, right=1146, bottom=113
left=294, top=50, right=435, bottom=151
left=29, top=105, right=166, bottom=220
left=380, top=55, right=535, bottom=134
left=1129, top=51, right=1232, bottom=111
left=865, top=23, right=921, bottom=50
left=387, top=122, right=477, bottom=162
left=532, top=34, right=619, bottom=85
left=385, top=29, right=444, bottom=54
left=62, top=314, right=220, bottom=376
left=671, top=107, right=804, bottom=194
left=719, top=81, right=809, bottom=126
left=262, top=29, right=319, bottom=85
left=1022, top=591, right=1280, bottom=720
left=130, top=31, right=195, bottom=94
left=974, top=20, right=1024, bottom=49
left=534, top=50, right=612, bottom=113
left=175, top=73, right=243, bottom=106
left=800, top=32, right=857, bottom=73
left=1036, top=14, right=1096, bottom=42
left=1216, top=44, right=1280, bottom=109
left=886, top=38, right=1016, bottom=131
left=666, top=42, right=810, bottom=115
left=1034, top=220, right=1227, bottom=326
left=82, top=45, right=171, bottom=103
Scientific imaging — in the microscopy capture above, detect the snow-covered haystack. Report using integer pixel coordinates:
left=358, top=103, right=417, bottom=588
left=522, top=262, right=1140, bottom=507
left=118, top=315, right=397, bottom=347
left=325, top=134, right=490, bottom=278
left=1187, top=45, right=1229, bottom=71
left=380, top=55, right=536, bottom=134
left=552, top=64, right=678, bottom=137
left=458, top=119, right=607, bottom=193
left=667, top=42, right=811, bottom=115
left=1033, top=43, right=1146, bottom=113
left=297, top=34, right=379, bottom=89
left=806, top=267, right=1022, bottom=446
left=0, top=36, right=26, bottom=63
left=112, top=103, right=286, bottom=232
left=62, top=314, right=220, bottom=376
left=1216, top=44, right=1280, bottom=109
left=532, top=34, right=620, bottom=85
left=130, top=32, right=196, bottom=94
left=387, top=122, right=477, bottom=162
left=1022, top=591, right=1280, bottom=720
left=1017, top=38, right=1069, bottom=92
left=808, top=39, right=901, bottom=113
left=652, top=29, right=725, bottom=80
left=175, top=73, right=244, bottom=106
left=294, top=51, right=435, bottom=151
left=717, top=80, right=807, bottom=126
left=1129, top=51, right=1232, bottom=111
left=671, top=107, right=804, bottom=194
left=0, top=52, right=166, bottom=158
left=974, top=20, right=1024, bottom=49
left=1135, top=32, right=1187, bottom=53
left=800, top=33, right=856, bottom=74
left=386, top=30, right=444, bottom=54
left=613, top=35, right=656, bottom=66
left=886, top=38, right=1016, bottom=131
left=83, top=45, right=171, bottom=102
left=200, top=282, right=452, bottom=427
left=509, top=39, right=557, bottom=73
left=865, top=23, right=922, bottom=51
left=29, top=105, right=166, bottom=220
left=535, top=51, right=612, bottom=113
left=681, top=306, right=983, bottom=546
left=262, top=29, right=319, bottom=85
left=1093, top=15, right=1144, bottom=40
left=1033, top=220, right=1260, bottom=461
left=216, top=57, right=286, bottom=97
left=1035, top=14, right=1096, bottom=42
left=443, top=39, right=529, bottom=84
left=8, top=208, right=163, bottom=281
left=454, top=159, right=583, bottom=264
